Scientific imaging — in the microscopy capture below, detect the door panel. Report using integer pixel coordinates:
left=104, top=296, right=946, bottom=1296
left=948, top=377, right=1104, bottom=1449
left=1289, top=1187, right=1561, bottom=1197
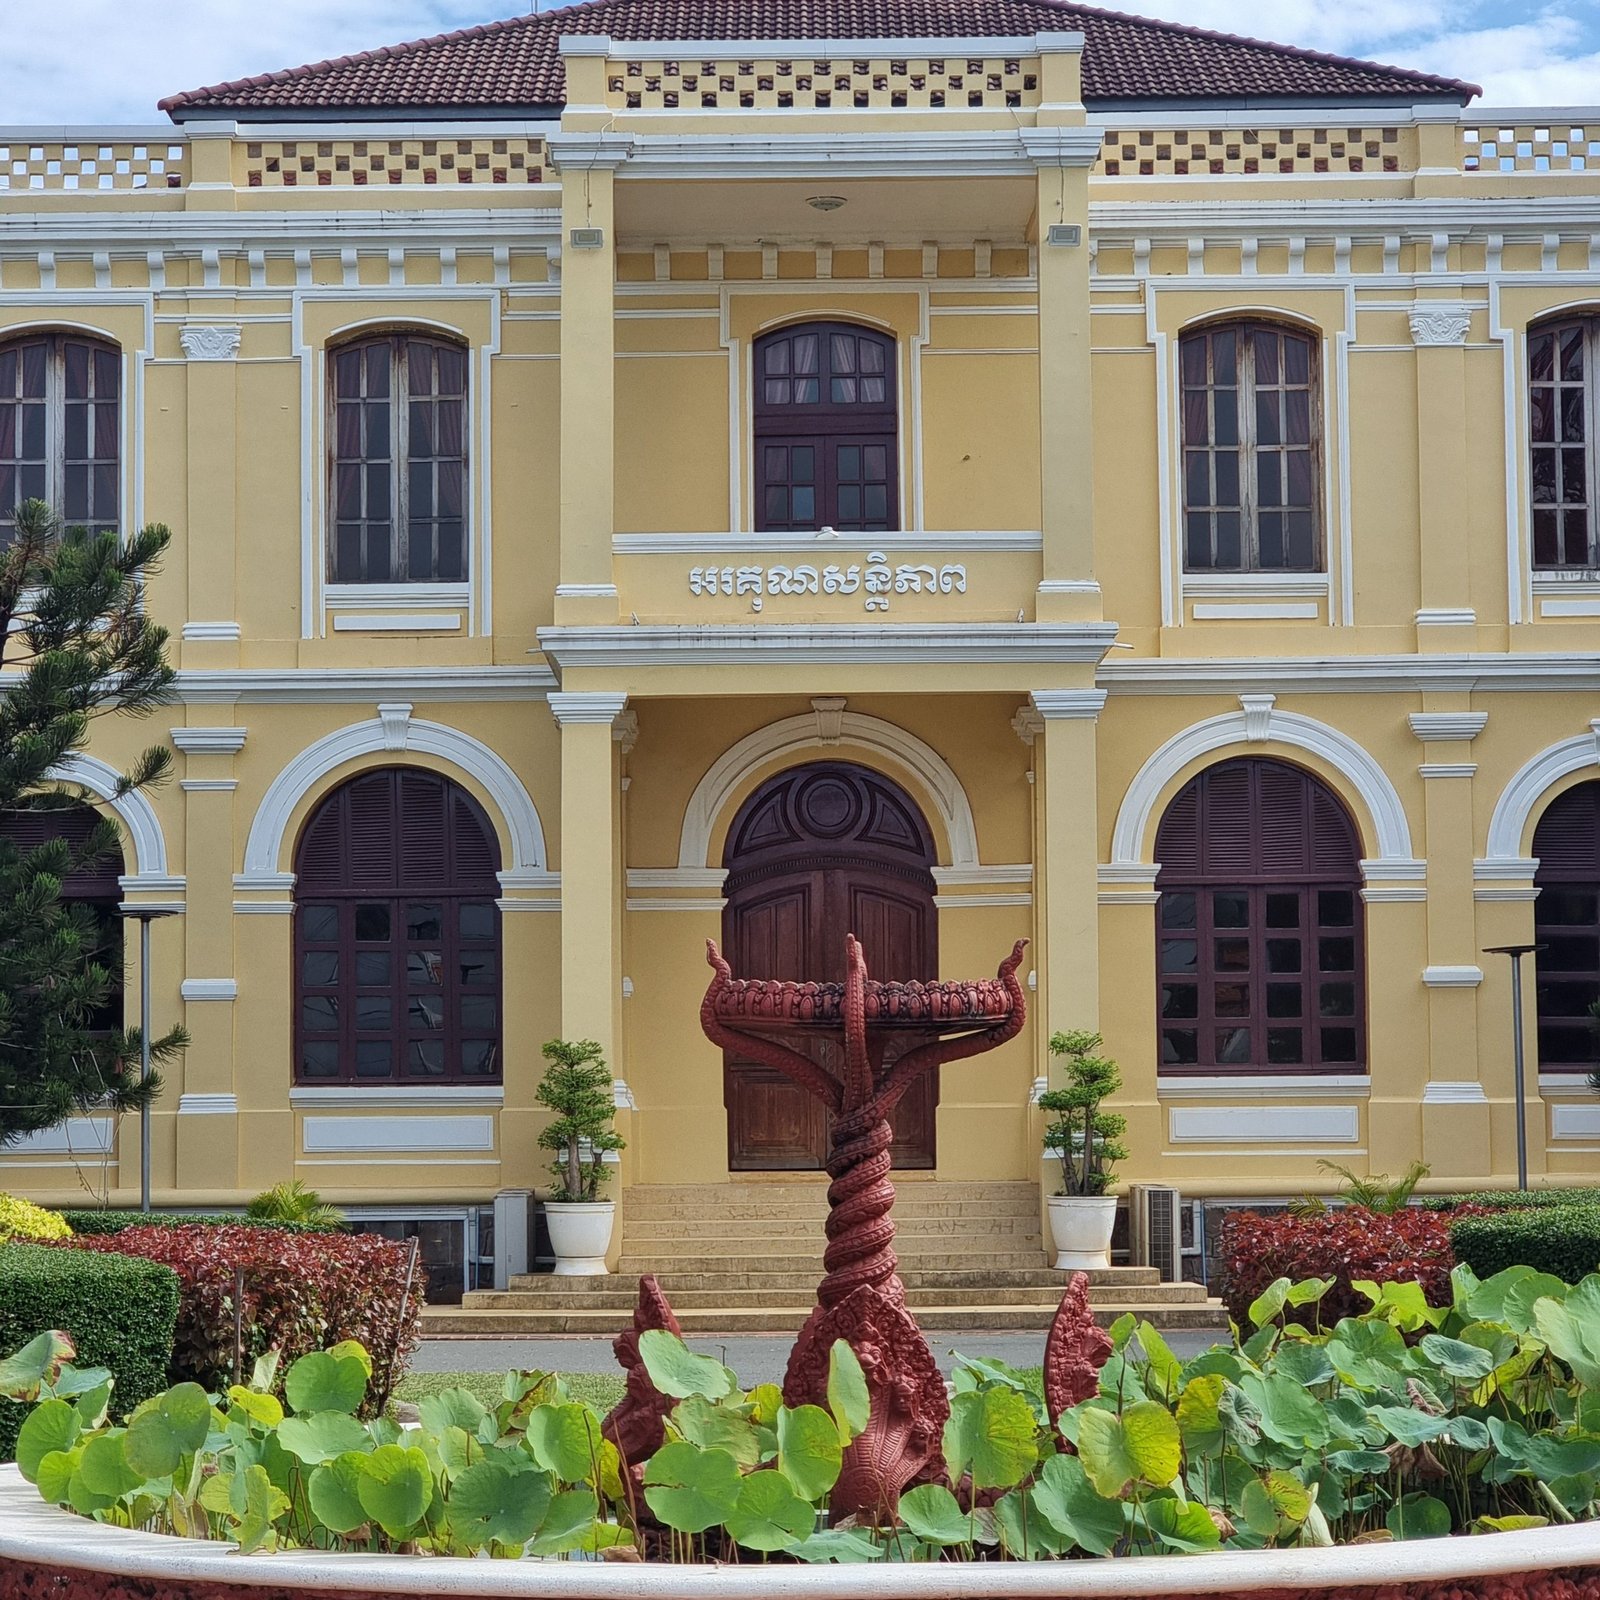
left=722, top=762, right=938, bottom=1171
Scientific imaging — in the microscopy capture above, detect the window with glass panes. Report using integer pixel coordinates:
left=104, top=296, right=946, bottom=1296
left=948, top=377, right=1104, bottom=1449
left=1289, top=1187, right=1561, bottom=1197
left=329, top=334, right=467, bottom=583
left=0, top=333, right=120, bottom=542
left=1533, top=780, right=1600, bottom=1071
left=1180, top=322, right=1320, bottom=572
left=293, top=768, right=501, bottom=1085
left=1154, top=758, right=1364, bottom=1074
left=1529, top=317, right=1599, bottom=569
left=754, top=322, right=897, bottom=532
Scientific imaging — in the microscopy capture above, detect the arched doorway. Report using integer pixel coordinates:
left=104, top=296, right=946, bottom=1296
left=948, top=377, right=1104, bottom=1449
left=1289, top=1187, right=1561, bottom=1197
left=721, top=761, right=937, bottom=1170
left=1532, top=780, right=1600, bottom=1073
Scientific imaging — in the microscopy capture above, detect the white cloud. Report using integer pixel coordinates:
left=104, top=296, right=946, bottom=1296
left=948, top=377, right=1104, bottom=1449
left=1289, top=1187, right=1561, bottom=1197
left=1, top=1, right=490, bottom=124
left=2, top=0, right=1596, bottom=122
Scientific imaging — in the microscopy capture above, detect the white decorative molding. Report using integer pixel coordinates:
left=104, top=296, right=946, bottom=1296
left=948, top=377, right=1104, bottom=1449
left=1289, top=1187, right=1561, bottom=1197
left=548, top=692, right=629, bottom=727
left=1158, top=1075, right=1371, bottom=1100
left=615, top=531, right=1042, bottom=555
left=1486, top=730, right=1600, bottom=863
left=1552, top=1103, right=1600, bottom=1141
left=1109, top=709, right=1416, bottom=868
left=612, top=709, right=640, bottom=755
left=1168, top=1104, right=1361, bottom=1144
left=626, top=868, right=729, bottom=892
left=289, top=1086, right=504, bottom=1109
left=1422, top=965, right=1484, bottom=988
left=332, top=614, right=461, bottom=633
left=552, top=583, right=620, bottom=599
left=1421, top=1081, right=1489, bottom=1104
left=178, top=324, right=241, bottom=362
left=180, top=778, right=238, bottom=793
left=1029, top=689, right=1108, bottom=720
left=49, top=753, right=170, bottom=880
left=932, top=865, right=1033, bottom=887
left=1239, top=693, right=1276, bottom=742
left=1408, top=304, right=1472, bottom=346
left=233, top=900, right=297, bottom=915
left=811, top=697, right=847, bottom=746
left=933, top=892, right=1032, bottom=908
left=1029, top=1076, right=1048, bottom=1105
left=625, top=897, right=726, bottom=912
left=1540, top=598, right=1600, bottom=618
left=376, top=702, right=412, bottom=752
left=497, top=897, right=562, bottom=913
left=1415, top=607, right=1477, bottom=626
left=1419, top=763, right=1477, bottom=780
left=301, top=1115, right=496, bottom=1154
left=174, top=666, right=554, bottom=704
left=0, top=1117, right=113, bottom=1157
left=680, top=712, right=980, bottom=870
left=1010, top=705, right=1045, bottom=746
left=180, top=622, right=241, bottom=642
left=177, top=1093, right=238, bottom=1115
left=1193, top=601, right=1318, bottom=620
left=241, top=714, right=547, bottom=880
left=1409, top=713, right=1488, bottom=743
left=612, top=1079, right=637, bottom=1111
left=170, top=727, right=247, bottom=756
left=180, top=979, right=237, bottom=1002
left=1540, top=1074, right=1593, bottom=1095
left=322, top=584, right=469, bottom=612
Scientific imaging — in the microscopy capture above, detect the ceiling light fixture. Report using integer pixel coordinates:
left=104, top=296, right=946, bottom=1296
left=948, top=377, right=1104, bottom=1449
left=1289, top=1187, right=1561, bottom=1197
left=807, top=195, right=848, bottom=211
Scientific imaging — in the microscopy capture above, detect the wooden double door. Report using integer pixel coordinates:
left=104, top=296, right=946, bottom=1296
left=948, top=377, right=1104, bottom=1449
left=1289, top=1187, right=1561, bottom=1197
left=721, top=762, right=939, bottom=1170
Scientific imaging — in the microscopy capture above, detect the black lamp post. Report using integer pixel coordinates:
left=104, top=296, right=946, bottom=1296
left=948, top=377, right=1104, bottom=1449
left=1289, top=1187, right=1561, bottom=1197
left=1483, top=943, right=1544, bottom=1193
left=119, top=904, right=179, bottom=1212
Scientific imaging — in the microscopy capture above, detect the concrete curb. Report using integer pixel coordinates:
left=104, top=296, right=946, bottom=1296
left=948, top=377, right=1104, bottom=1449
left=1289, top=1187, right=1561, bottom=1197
left=3, top=1463, right=1600, bottom=1596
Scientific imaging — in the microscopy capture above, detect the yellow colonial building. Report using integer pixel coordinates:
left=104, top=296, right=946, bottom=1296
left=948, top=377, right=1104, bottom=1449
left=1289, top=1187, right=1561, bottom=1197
left=4, top=0, right=1600, bottom=1308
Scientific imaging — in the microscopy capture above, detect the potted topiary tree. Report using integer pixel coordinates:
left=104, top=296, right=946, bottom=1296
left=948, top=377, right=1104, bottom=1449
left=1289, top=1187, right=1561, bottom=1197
left=1039, top=1029, right=1128, bottom=1270
left=535, top=1038, right=626, bottom=1275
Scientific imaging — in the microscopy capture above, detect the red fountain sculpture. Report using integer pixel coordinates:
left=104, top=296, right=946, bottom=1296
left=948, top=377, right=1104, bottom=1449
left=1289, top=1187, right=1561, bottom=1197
left=700, top=933, right=1028, bottom=1519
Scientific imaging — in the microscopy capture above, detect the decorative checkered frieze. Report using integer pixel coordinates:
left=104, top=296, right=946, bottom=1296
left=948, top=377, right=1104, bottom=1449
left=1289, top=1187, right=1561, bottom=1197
left=605, top=55, right=1040, bottom=111
left=240, top=138, right=549, bottom=188
left=1463, top=124, right=1598, bottom=173
left=0, top=141, right=186, bottom=191
left=1097, top=125, right=1406, bottom=177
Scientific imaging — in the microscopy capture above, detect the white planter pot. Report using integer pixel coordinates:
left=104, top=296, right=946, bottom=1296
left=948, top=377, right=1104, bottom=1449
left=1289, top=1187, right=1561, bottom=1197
left=1047, top=1194, right=1118, bottom=1271
left=545, top=1200, right=614, bottom=1275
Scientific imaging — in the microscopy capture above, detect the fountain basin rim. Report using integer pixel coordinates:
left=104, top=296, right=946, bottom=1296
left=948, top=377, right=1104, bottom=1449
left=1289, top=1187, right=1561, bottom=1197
left=4, top=1463, right=1600, bottom=1599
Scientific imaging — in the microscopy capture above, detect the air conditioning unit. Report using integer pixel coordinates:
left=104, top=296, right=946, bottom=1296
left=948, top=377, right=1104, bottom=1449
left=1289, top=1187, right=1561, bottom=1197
left=1129, top=1184, right=1184, bottom=1282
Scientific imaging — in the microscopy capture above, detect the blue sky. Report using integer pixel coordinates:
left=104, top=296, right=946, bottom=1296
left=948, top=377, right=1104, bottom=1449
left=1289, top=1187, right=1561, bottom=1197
left=3, top=0, right=1598, bottom=124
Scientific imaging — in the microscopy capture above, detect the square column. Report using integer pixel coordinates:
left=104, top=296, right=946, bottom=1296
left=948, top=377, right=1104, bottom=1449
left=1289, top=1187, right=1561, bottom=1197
left=550, top=691, right=631, bottom=1261
left=1410, top=711, right=1493, bottom=1180
left=548, top=97, right=632, bottom=626
left=172, top=726, right=248, bottom=1192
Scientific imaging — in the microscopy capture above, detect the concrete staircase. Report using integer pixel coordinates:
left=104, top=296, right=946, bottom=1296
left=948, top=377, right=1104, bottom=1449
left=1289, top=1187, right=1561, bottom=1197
left=423, top=1181, right=1228, bottom=1336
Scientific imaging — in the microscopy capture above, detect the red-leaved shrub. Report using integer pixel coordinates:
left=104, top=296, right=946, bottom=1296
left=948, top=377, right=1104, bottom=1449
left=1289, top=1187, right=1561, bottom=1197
left=1215, top=1206, right=1457, bottom=1329
left=65, top=1226, right=422, bottom=1410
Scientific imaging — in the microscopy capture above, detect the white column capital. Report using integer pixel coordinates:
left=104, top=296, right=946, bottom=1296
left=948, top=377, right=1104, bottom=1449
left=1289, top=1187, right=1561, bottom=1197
left=549, top=691, right=629, bottom=727
left=1030, top=689, right=1107, bottom=721
left=1408, top=712, right=1488, bottom=743
left=170, top=727, right=247, bottom=755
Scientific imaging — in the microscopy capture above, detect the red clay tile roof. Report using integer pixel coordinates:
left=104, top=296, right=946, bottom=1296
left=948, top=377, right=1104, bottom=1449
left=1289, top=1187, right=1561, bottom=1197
left=159, top=0, right=1477, bottom=116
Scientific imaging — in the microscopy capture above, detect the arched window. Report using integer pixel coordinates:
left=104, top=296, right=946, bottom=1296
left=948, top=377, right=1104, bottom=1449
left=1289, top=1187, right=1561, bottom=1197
left=1532, top=780, right=1600, bottom=1070
left=1179, top=321, right=1320, bottom=572
left=754, top=321, right=897, bottom=532
left=0, top=801, right=125, bottom=1030
left=1529, top=315, right=1599, bottom=569
left=1155, top=758, right=1364, bottom=1074
left=329, top=333, right=467, bottom=584
left=0, top=331, right=120, bottom=541
left=294, top=769, right=501, bottom=1085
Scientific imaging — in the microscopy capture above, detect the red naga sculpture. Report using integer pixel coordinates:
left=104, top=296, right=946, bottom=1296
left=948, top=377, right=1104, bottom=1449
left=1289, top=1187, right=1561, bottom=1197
left=700, top=932, right=1028, bottom=1520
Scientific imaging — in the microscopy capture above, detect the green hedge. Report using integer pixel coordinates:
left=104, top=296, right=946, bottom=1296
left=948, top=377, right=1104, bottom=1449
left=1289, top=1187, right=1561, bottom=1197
left=1423, top=1186, right=1600, bottom=1212
left=60, top=1210, right=328, bottom=1235
left=0, top=1243, right=180, bottom=1462
left=1450, top=1203, right=1600, bottom=1283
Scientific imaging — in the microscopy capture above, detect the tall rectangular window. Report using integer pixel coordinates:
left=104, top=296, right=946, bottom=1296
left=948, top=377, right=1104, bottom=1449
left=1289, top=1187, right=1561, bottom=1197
left=1530, top=318, right=1598, bottom=569
left=330, top=334, right=467, bottom=583
left=1181, top=322, right=1320, bottom=572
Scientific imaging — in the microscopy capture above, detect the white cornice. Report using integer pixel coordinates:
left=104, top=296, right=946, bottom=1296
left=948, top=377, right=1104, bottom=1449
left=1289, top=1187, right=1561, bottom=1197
left=574, top=33, right=1084, bottom=56
left=619, top=130, right=1091, bottom=179
left=614, top=531, right=1042, bottom=555
left=538, top=622, right=1119, bottom=668
left=173, top=666, right=556, bottom=704
left=0, top=212, right=562, bottom=249
left=1090, top=196, right=1600, bottom=235
left=548, top=691, right=629, bottom=726
left=1097, top=654, right=1600, bottom=695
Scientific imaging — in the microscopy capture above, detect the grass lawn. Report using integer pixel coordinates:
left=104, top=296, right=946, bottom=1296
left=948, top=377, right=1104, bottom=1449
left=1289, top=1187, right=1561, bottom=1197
left=393, top=1369, right=626, bottom=1413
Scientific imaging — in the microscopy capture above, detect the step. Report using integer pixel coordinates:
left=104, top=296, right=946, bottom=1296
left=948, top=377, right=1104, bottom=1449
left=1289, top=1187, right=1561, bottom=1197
left=467, top=1282, right=1213, bottom=1313
left=624, top=1182, right=1038, bottom=1202
left=623, top=1216, right=1043, bottom=1241
left=622, top=1197, right=1044, bottom=1222
left=422, top=1302, right=1230, bottom=1337
left=509, top=1265, right=1161, bottom=1294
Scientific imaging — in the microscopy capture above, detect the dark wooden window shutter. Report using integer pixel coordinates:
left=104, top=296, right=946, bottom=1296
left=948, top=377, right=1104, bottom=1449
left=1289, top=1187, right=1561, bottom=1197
left=1533, top=780, right=1600, bottom=1069
left=1155, top=757, right=1365, bottom=1075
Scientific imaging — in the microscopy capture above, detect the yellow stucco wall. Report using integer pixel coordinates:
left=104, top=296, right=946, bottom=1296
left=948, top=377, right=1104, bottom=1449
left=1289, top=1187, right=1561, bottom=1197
left=4, top=72, right=1600, bottom=1218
